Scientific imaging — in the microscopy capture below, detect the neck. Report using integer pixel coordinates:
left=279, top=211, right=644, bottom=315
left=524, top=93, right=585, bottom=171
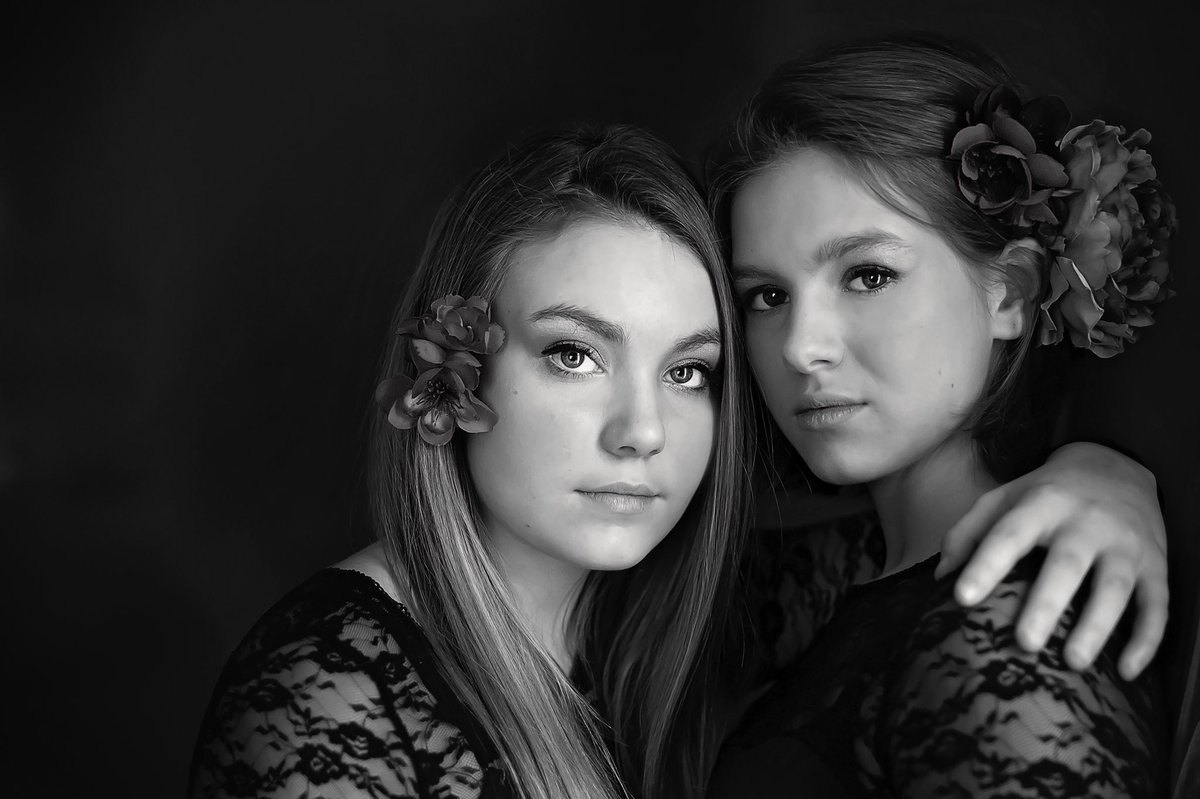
left=487, top=532, right=587, bottom=673
left=867, top=432, right=998, bottom=579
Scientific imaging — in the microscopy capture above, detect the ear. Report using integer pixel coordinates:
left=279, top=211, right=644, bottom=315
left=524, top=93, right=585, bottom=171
left=986, top=238, right=1043, bottom=342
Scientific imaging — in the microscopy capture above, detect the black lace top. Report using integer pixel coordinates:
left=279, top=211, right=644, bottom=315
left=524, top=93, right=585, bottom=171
left=188, top=568, right=512, bottom=799
left=711, top=514, right=1170, bottom=798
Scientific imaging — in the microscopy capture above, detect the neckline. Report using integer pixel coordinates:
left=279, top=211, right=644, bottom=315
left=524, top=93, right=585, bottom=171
left=851, top=551, right=941, bottom=593
left=326, top=566, right=421, bottom=628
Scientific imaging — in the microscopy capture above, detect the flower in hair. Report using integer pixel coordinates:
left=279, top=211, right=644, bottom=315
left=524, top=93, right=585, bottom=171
left=397, top=294, right=505, bottom=355
left=952, top=87, right=1178, bottom=358
left=1039, top=123, right=1177, bottom=357
left=951, top=86, right=1073, bottom=228
left=376, top=295, right=505, bottom=445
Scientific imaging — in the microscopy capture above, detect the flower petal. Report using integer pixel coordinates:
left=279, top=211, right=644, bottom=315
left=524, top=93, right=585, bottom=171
left=375, top=374, right=414, bottom=408
left=1027, top=153, right=1069, bottom=188
left=951, top=124, right=996, bottom=157
left=387, top=402, right=418, bottom=430
left=442, top=351, right=482, bottom=389
left=455, top=392, right=499, bottom=433
left=1020, top=95, right=1071, bottom=152
left=411, top=338, right=446, bottom=368
left=417, top=409, right=456, bottom=446
left=993, top=115, right=1037, bottom=155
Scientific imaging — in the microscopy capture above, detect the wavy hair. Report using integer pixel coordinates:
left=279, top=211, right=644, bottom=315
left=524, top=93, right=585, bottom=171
left=706, top=33, right=1067, bottom=481
left=369, top=123, right=752, bottom=799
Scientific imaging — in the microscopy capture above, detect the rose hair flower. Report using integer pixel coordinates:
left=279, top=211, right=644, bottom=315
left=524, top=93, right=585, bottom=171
left=1038, top=123, right=1177, bottom=357
left=376, top=295, right=505, bottom=445
left=951, top=86, right=1072, bottom=228
left=397, top=294, right=505, bottom=356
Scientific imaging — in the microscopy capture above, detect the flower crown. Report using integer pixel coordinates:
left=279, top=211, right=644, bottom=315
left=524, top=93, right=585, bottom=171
left=375, top=294, right=506, bottom=446
left=951, top=85, right=1177, bottom=358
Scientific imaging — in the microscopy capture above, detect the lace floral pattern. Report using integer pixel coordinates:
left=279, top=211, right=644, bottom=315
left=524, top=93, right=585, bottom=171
left=189, top=569, right=510, bottom=799
left=715, top=521, right=1169, bottom=798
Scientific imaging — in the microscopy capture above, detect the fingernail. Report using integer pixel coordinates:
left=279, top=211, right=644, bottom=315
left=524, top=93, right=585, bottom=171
left=1017, top=626, right=1043, bottom=651
left=1065, top=645, right=1091, bottom=670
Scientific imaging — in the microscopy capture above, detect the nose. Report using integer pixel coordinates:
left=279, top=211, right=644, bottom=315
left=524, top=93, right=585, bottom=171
left=600, top=377, right=666, bottom=458
left=781, top=294, right=843, bottom=374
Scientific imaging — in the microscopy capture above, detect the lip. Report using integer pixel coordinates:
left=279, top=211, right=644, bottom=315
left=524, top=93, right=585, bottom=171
left=793, top=394, right=865, bottom=431
left=577, top=483, right=661, bottom=514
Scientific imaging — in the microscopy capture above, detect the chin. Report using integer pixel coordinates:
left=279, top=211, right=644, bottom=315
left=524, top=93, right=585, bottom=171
left=795, top=443, right=888, bottom=486
left=569, top=530, right=664, bottom=572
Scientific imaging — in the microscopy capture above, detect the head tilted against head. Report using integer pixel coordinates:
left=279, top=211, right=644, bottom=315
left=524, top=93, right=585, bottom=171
left=371, top=124, right=750, bottom=799
left=707, top=34, right=1176, bottom=483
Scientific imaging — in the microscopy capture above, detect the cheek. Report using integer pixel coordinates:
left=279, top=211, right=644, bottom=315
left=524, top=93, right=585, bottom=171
left=745, top=322, right=787, bottom=391
left=860, top=293, right=994, bottom=413
left=666, top=399, right=718, bottom=488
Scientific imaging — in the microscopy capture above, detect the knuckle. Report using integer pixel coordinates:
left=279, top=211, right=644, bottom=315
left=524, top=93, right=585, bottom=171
left=1097, top=570, right=1136, bottom=596
left=1030, top=482, right=1071, bottom=507
left=1046, top=547, right=1091, bottom=575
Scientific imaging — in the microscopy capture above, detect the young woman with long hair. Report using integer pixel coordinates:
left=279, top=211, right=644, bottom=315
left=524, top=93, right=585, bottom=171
left=189, top=123, right=749, bottom=799
left=707, top=33, right=1175, bottom=796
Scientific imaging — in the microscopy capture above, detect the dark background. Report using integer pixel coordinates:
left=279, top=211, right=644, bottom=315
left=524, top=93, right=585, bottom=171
left=2, top=1, right=1196, bottom=795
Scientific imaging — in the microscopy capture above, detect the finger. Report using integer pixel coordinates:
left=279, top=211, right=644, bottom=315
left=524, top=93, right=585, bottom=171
left=1118, top=569, right=1169, bottom=681
left=1014, top=542, right=1094, bottom=652
left=936, top=487, right=1009, bottom=579
left=1062, top=554, right=1138, bottom=671
left=952, top=497, right=1063, bottom=606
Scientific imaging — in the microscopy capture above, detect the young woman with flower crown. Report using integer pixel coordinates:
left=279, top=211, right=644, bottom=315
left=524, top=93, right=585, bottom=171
left=706, top=34, right=1175, bottom=797
left=188, top=121, right=1171, bottom=798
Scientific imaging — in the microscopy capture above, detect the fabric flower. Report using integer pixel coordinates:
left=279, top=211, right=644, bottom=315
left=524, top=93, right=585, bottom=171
left=376, top=360, right=498, bottom=446
left=1038, top=123, right=1177, bottom=357
left=951, top=87, right=1071, bottom=228
left=377, top=295, right=505, bottom=445
left=397, top=294, right=505, bottom=355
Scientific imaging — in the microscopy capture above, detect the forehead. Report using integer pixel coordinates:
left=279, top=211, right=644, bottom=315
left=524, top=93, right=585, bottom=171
left=498, top=220, right=718, bottom=330
left=731, top=149, right=929, bottom=265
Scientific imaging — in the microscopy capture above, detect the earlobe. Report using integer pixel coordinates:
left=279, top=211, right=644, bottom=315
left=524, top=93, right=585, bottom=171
left=990, top=298, right=1026, bottom=341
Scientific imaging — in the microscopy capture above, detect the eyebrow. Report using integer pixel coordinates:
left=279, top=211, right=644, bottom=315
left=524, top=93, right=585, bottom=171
left=527, top=303, right=721, bottom=354
left=673, top=328, right=722, bottom=356
left=732, top=229, right=910, bottom=280
left=527, top=303, right=626, bottom=344
left=815, top=230, right=910, bottom=262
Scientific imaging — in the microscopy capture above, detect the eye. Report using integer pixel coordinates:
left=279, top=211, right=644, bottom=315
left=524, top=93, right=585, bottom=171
left=544, top=342, right=602, bottom=375
left=846, top=265, right=897, bottom=293
left=743, top=286, right=789, bottom=311
left=665, top=362, right=711, bottom=390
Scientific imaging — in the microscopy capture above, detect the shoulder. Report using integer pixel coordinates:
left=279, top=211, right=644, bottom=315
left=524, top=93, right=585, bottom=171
left=864, top=555, right=1168, bottom=797
left=189, top=562, right=503, bottom=799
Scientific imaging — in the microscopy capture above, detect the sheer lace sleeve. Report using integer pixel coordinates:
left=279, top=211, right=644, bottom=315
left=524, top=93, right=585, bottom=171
left=189, top=571, right=503, bottom=799
left=861, top=558, right=1168, bottom=798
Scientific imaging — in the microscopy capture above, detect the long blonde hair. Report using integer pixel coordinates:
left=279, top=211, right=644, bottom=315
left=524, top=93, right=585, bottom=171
left=368, top=124, right=751, bottom=799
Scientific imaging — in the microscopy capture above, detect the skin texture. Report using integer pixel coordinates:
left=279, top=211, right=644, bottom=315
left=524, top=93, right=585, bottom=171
left=466, top=220, right=720, bottom=645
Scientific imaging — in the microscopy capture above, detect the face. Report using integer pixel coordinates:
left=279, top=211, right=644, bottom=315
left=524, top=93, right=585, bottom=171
left=731, top=149, right=1018, bottom=485
left=466, top=220, right=720, bottom=578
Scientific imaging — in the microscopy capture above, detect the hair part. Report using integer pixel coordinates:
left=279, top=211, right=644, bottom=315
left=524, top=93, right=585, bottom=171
left=370, top=123, right=752, bottom=799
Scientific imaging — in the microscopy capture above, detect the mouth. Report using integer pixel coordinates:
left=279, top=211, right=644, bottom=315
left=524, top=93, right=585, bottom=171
left=577, top=483, right=661, bottom=514
left=793, top=396, right=865, bottom=430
